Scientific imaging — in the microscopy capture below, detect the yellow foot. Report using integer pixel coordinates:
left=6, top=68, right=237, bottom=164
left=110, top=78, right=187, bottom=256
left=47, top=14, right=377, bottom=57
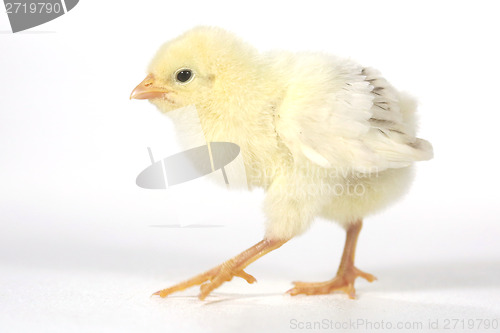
left=287, top=267, right=376, bottom=299
left=152, top=259, right=257, bottom=300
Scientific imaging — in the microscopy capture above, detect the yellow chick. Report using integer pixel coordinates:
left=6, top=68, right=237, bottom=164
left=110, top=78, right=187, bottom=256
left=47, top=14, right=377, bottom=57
left=130, top=26, right=433, bottom=300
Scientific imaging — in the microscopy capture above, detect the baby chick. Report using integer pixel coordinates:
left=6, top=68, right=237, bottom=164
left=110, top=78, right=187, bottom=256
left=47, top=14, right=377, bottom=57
left=130, top=27, right=433, bottom=300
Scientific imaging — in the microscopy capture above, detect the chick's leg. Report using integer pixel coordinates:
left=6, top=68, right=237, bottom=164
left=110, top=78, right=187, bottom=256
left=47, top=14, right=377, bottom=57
left=287, top=220, right=375, bottom=299
left=153, top=238, right=288, bottom=300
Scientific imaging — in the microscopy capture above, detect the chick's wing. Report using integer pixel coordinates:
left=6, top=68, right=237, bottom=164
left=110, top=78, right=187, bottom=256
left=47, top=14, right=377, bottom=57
left=273, top=54, right=433, bottom=173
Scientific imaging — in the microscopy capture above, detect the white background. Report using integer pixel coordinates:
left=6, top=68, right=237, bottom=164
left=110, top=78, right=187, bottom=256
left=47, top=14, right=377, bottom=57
left=1, top=1, right=499, bottom=332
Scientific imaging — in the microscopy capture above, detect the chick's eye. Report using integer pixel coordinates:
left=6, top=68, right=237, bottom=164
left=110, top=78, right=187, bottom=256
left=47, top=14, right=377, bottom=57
left=175, top=69, right=193, bottom=83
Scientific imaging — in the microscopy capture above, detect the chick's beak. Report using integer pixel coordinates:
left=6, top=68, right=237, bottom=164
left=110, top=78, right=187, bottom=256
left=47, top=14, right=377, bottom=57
left=130, top=74, right=169, bottom=100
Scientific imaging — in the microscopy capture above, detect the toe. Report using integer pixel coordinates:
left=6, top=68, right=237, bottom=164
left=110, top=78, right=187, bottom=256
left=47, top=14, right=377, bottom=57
left=343, top=284, right=357, bottom=299
left=353, top=267, right=377, bottom=282
left=235, top=270, right=257, bottom=284
left=199, top=282, right=213, bottom=300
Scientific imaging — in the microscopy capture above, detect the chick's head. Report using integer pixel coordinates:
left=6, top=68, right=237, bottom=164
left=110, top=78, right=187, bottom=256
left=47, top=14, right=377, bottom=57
left=131, top=26, right=260, bottom=114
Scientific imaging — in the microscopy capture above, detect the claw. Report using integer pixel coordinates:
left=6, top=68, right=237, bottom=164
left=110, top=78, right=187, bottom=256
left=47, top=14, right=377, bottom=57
left=152, top=290, right=165, bottom=297
left=152, top=288, right=174, bottom=298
